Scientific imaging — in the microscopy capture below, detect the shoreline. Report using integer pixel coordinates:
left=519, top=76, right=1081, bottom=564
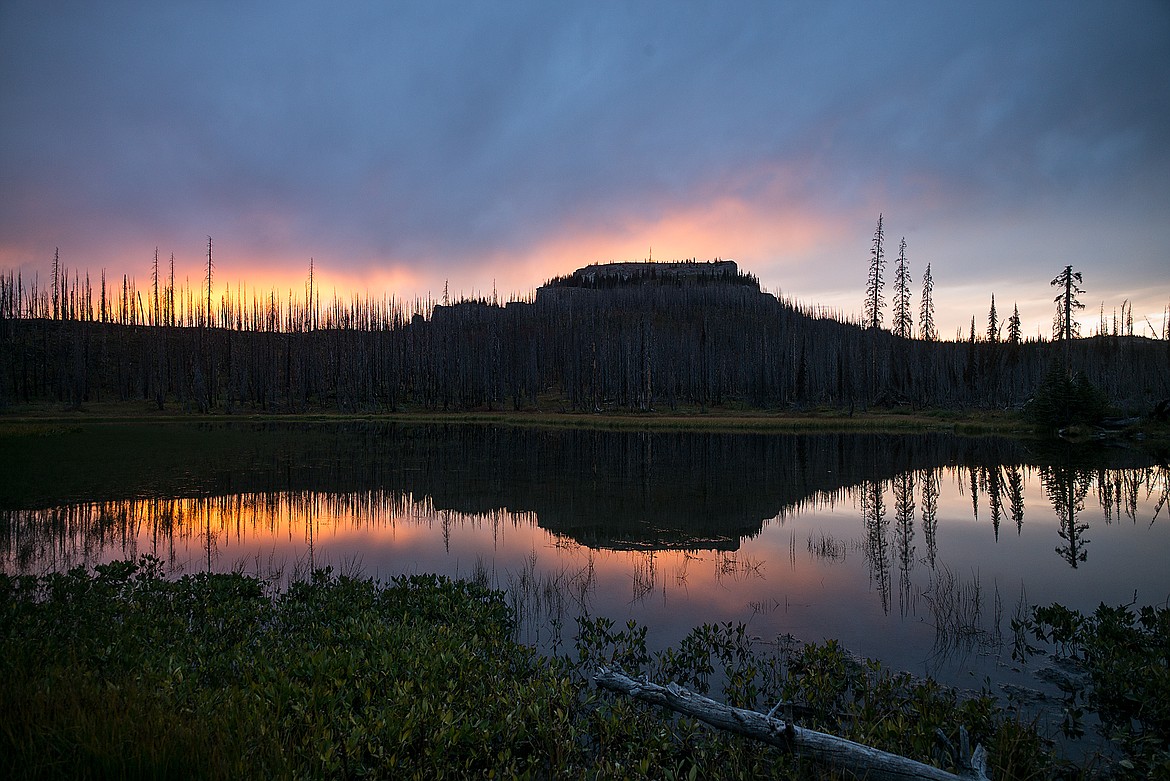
left=0, top=401, right=1036, bottom=437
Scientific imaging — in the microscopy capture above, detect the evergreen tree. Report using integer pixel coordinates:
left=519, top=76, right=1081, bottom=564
left=1026, top=363, right=1108, bottom=431
left=1007, top=304, right=1021, bottom=346
left=987, top=294, right=999, bottom=343
left=892, top=237, right=912, bottom=338
left=864, top=214, right=885, bottom=330
left=918, top=263, right=935, bottom=341
left=1051, top=265, right=1085, bottom=367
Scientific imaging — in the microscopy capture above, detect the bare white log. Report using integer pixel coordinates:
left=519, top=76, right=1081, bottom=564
left=594, top=666, right=989, bottom=781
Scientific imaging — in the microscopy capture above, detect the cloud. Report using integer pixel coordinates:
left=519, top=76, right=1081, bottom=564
left=2, top=0, right=1168, bottom=334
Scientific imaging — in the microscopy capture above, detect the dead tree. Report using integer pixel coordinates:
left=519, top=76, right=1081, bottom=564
left=594, top=666, right=989, bottom=781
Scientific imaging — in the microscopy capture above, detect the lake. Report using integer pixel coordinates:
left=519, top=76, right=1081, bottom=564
left=2, top=421, right=1167, bottom=697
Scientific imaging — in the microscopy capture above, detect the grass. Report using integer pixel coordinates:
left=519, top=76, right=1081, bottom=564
left=1, top=397, right=1036, bottom=436
left=1, top=558, right=1079, bottom=779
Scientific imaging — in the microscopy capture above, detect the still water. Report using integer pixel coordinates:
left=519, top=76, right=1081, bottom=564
left=2, top=422, right=1167, bottom=694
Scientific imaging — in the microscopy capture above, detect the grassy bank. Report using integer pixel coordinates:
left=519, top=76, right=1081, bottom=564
left=1, top=559, right=1084, bottom=779
left=0, top=398, right=1035, bottom=437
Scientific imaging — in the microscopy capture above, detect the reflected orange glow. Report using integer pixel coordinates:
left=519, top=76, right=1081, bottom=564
left=3, top=460, right=1168, bottom=690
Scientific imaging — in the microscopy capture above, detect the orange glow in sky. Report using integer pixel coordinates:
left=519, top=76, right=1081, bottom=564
left=159, top=192, right=847, bottom=311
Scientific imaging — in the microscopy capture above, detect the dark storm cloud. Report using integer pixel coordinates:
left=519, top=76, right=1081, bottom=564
left=2, top=0, right=1168, bottom=285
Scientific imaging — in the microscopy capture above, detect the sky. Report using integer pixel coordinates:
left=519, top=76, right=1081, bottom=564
left=2, top=1, right=1169, bottom=339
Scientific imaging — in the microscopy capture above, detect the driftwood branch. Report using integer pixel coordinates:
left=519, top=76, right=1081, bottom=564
left=594, top=666, right=989, bottom=781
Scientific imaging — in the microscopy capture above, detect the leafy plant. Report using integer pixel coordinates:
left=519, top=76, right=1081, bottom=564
left=1, top=558, right=1066, bottom=780
left=1012, top=601, right=1170, bottom=775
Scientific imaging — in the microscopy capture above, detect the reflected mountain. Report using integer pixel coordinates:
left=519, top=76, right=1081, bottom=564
left=0, top=421, right=1164, bottom=559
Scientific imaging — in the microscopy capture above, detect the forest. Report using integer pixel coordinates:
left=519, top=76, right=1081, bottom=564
left=1, top=253, right=1167, bottom=417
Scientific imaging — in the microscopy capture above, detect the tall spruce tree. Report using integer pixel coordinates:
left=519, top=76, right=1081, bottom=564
left=1051, top=265, right=1085, bottom=366
left=918, top=263, right=936, bottom=341
left=892, top=237, right=912, bottom=338
left=864, top=214, right=886, bottom=330
left=987, top=294, right=999, bottom=343
left=1007, top=303, right=1021, bottom=346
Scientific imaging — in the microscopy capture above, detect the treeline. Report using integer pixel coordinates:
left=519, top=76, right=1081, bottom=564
left=1, top=261, right=1167, bottom=414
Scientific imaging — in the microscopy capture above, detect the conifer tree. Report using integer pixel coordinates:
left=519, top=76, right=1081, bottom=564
left=864, top=214, right=885, bottom=330
left=892, top=237, right=912, bottom=338
left=1007, top=304, right=1021, bottom=346
left=1051, top=265, right=1085, bottom=366
left=987, top=294, right=999, bottom=343
left=918, top=263, right=936, bottom=341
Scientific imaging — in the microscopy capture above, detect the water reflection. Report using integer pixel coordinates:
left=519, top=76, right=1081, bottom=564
left=1, top=423, right=1167, bottom=688
left=1042, top=465, right=1092, bottom=568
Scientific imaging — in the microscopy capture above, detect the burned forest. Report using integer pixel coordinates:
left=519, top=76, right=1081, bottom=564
left=1, top=259, right=1166, bottom=416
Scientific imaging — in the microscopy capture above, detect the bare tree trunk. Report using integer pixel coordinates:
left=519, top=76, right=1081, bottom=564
left=594, top=666, right=989, bottom=781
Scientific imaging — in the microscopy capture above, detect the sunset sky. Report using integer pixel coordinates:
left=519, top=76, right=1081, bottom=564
left=2, top=1, right=1168, bottom=338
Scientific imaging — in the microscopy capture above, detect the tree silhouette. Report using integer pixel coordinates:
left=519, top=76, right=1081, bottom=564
left=862, top=478, right=891, bottom=614
left=1006, top=464, right=1025, bottom=534
left=51, top=248, right=62, bottom=321
left=1007, top=303, right=1021, bottom=347
left=205, top=236, right=214, bottom=329
left=918, top=263, right=935, bottom=341
left=1042, top=463, right=1090, bottom=568
left=893, top=471, right=915, bottom=616
left=1051, top=265, right=1085, bottom=367
left=0, top=253, right=1165, bottom=415
left=919, top=467, right=939, bottom=568
left=892, top=237, right=912, bottom=339
left=986, top=295, right=999, bottom=344
left=864, top=214, right=886, bottom=330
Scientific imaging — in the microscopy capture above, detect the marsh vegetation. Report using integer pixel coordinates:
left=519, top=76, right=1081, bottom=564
left=2, top=422, right=1167, bottom=775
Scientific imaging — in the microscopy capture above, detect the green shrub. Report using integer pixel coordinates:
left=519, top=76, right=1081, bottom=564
left=1025, top=364, right=1109, bottom=431
left=1, top=558, right=1064, bottom=779
left=1013, top=601, right=1170, bottom=775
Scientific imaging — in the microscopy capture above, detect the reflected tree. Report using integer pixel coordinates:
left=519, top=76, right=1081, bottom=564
left=986, top=466, right=1004, bottom=542
left=919, top=468, right=940, bottom=569
left=1041, top=464, right=1092, bottom=568
left=1098, top=466, right=1169, bottom=524
left=893, top=472, right=916, bottom=616
left=861, top=478, right=891, bottom=614
left=1006, top=464, right=1026, bottom=535
left=968, top=466, right=979, bottom=522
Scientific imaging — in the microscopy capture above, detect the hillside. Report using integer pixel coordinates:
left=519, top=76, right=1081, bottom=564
left=1, top=260, right=1167, bottom=416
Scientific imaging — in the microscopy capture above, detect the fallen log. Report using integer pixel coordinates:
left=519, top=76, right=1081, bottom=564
left=594, top=666, right=989, bottom=781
